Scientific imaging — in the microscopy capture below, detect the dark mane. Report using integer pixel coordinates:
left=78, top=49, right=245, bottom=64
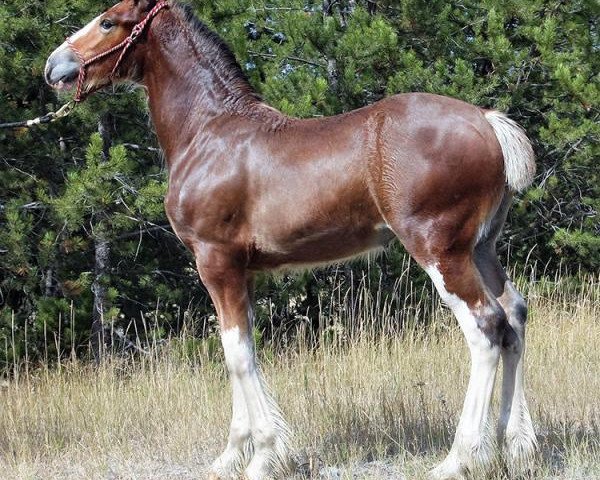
left=171, top=2, right=261, bottom=103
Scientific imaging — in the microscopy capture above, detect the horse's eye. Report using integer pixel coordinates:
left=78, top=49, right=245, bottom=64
left=100, top=19, right=114, bottom=31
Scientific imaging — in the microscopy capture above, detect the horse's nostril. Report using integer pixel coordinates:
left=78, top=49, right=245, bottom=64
left=60, top=70, right=79, bottom=83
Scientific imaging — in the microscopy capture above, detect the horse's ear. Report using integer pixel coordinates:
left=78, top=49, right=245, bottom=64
left=133, top=0, right=157, bottom=12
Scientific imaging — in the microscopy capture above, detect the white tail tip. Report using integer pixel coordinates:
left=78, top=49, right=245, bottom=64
left=485, top=111, right=535, bottom=192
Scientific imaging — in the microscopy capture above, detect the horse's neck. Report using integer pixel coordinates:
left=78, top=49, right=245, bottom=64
left=142, top=17, right=270, bottom=167
left=144, top=57, right=223, bottom=160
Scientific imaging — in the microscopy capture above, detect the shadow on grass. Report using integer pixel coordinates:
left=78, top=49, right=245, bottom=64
left=298, top=411, right=598, bottom=479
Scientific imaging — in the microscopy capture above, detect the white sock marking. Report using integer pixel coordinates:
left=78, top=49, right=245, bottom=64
left=220, top=326, right=292, bottom=479
left=425, top=264, right=500, bottom=475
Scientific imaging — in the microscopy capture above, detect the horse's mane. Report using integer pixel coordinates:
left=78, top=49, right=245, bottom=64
left=170, top=2, right=261, bottom=103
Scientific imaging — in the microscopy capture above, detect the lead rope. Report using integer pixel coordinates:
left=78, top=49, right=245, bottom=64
left=0, top=1, right=169, bottom=130
left=0, top=101, right=75, bottom=130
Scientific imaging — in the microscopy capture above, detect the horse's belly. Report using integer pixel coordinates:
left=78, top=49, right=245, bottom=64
left=247, top=223, right=395, bottom=271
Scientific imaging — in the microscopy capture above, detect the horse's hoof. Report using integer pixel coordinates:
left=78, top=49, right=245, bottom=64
left=504, top=432, right=537, bottom=477
left=429, top=453, right=467, bottom=480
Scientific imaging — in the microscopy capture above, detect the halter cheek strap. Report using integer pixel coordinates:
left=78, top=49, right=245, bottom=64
left=67, top=0, right=169, bottom=102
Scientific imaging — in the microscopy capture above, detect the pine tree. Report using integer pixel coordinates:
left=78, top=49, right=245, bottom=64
left=0, top=0, right=597, bottom=366
left=0, top=0, right=202, bottom=366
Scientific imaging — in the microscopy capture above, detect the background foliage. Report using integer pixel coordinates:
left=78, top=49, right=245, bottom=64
left=0, top=0, right=598, bottom=368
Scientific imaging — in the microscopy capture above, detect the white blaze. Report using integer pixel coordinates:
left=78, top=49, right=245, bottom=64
left=49, top=15, right=102, bottom=59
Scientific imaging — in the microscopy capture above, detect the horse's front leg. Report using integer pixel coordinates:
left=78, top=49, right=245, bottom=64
left=209, top=371, right=251, bottom=480
left=197, top=247, right=293, bottom=480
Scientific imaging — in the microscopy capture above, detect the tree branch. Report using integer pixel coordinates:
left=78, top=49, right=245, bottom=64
left=122, top=143, right=162, bottom=153
left=247, top=50, right=326, bottom=69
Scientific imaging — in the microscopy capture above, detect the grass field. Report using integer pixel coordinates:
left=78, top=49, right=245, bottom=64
left=0, top=274, right=598, bottom=479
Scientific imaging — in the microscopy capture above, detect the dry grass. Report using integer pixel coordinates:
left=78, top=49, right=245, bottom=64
left=0, top=275, right=598, bottom=479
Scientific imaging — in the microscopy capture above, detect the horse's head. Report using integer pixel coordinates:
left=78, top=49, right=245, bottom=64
left=45, top=0, right=167, bottom=101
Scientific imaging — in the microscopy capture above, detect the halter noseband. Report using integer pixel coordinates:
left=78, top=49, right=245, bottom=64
left=67, top=1, right=169, bottom=102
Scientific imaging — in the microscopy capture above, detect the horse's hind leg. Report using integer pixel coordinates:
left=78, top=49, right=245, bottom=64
left=388, top=207, right=510, bottom=478
left=422, top=253, right=505, bottom=479
left=495, top=281, right=536, bottom=475
left=474, top=195, right=536, bottom=475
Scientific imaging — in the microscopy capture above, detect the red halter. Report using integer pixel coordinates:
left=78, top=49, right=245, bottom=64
left=67, top=1, right=169, bottom=102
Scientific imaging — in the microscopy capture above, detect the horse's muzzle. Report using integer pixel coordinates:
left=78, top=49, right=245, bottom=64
left=45, top=45, right=80, bottom=91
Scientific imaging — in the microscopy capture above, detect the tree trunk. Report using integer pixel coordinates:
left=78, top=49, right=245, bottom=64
left=366, top=0, right=377, bottom=15
left=323, top=1, right=356, bottom=27
left=91, top=237, right=110, bottom=363
left=98, top=113, right=112, bottom=161
left=90, top=113, right=113, bottom=364
left=327, top=58, right=339, bottom=91
left=303, top=274, right=321, bottom=345
left=43, top=267, right=57, bottom=297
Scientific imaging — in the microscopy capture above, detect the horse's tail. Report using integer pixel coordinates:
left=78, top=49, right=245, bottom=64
left=485, top=110, right=535, bottom=192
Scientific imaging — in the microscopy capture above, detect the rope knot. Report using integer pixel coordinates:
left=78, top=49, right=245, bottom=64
left=130, top=24, right=145, bottom=40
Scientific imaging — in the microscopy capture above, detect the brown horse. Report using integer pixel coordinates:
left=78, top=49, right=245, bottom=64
left=45, top=1, right=537, bottom=478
